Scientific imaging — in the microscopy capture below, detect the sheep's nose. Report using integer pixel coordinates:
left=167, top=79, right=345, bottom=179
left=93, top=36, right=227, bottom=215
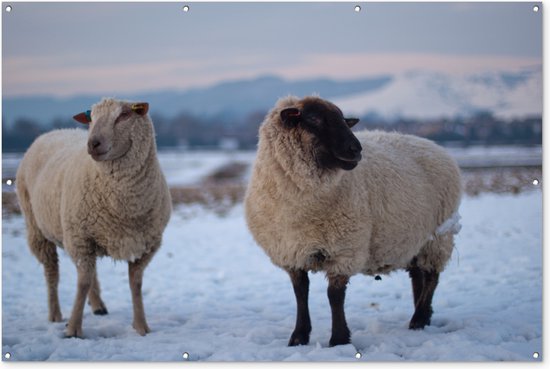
left=87, top=134, right=110, bottom=160
left=349, top=142, right=362, bottom=154
left=88, top=138, right=101, bottom=150
left=349, top=141, right=362, bottom=159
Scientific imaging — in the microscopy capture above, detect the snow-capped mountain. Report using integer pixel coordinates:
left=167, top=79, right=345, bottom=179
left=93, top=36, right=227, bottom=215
left=1, top=75, right=391, bottom=128
left=2, top=67, right=541, bottom=128
left=334, top=67, right=542, bottom=121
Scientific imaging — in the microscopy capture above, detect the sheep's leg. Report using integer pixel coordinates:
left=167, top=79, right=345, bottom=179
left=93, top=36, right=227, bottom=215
left=66, top=257, right=96, bottom=338
left=128, top=261, right=150, bottom=336
left=87, top=271, right=108, bottom=315
left=408, top=266, right=424, bottom=309
left=18, top=182, right=63, bottom=323
left=43, top=248, right=63, bottom=323
left=409, top=270, right=439, bottom=330
left=287, top=269, right=311, bottom=346
left=128, top=247, right=158, bottom=336
left=29, top=234, right=63, bottom=323
left=327, top=274, right=351, bottom=347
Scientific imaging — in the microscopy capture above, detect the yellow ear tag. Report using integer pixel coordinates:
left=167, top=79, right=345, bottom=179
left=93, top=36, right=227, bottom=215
left=131, top=103, right=149, bottom=116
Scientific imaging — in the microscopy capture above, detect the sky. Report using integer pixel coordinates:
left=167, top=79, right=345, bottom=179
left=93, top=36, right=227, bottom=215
left=1, top=1, right=543, bottom=97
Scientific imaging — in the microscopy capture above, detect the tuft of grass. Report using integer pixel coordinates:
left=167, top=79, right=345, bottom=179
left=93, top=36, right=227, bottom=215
left=1, top=166, right=541, bottom=217
left=201, top=162, right=249, bottom=185
left=461, top=167, right=541, bottom=197
left=2, top=192, right=21, bottom=217
left=169, top=184, right=246, bottom=216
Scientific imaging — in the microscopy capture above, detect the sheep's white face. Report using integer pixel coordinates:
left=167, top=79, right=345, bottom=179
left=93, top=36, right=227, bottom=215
left=74, top=99, right=150, bottom=162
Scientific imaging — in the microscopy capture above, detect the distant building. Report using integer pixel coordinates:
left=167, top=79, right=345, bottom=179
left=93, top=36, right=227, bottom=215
left=218, top=137, right=239, bottom=151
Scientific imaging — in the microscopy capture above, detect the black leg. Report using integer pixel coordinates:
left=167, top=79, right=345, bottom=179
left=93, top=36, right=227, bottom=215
left=408, top=266, right=424, bottom=308
left=327, top=274, right=351, bottom=347
left=288, top=269, right=312, bottom=346
left=409, top=270, right=439, bottom=330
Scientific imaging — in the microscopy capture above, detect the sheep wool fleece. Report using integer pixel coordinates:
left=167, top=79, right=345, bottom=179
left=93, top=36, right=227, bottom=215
left=245, top=97, right=462, bottom=277
left=16, top=122, right=171, bottom=264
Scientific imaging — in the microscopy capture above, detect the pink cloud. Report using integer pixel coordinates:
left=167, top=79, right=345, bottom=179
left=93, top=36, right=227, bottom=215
left=3, top=52, right=541, bottom=97
left=276, top=52, right=541, bottom=79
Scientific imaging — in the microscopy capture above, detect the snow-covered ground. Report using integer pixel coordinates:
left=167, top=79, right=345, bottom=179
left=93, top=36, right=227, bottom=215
left=157, top=150, right=256, bottom=187
left=1, top=188, right=541, bottom=361
left=1, top=146, right=542, bottom=191
left=444, top=145, right=542, bottom=168
left=1, top=150, right=258, bottom=190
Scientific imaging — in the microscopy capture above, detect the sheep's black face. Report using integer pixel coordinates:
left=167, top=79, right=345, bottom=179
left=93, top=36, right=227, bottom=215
left=280, top=98, right=362, bottom=171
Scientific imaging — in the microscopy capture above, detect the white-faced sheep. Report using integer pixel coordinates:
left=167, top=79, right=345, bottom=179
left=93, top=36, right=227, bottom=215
left=15, top=98, right=172, bottom=338
left=245, top=96, right=462, bottom=347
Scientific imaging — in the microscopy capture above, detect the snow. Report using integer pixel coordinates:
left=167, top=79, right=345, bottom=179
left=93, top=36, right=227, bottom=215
left=156, top=149, right=257, bottom=187
left=334, top=68, right=542, bottom=121
left=435, top=211, right=462, bottom=236
left=2, top=146, right=542, bottom=193
left=1, top=188, right=541, bottom=361
left=443, top=145, right=542, bottom=168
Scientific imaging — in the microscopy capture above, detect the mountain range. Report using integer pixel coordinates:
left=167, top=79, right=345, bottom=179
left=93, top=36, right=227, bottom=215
left=335, top=67, right=542, bottom=121
left=2, top=67, right=541, bottom=129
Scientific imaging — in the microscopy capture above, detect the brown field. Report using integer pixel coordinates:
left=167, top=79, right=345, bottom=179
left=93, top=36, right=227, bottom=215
left=2, top=164, right=541, bottom=218
left=461, top=167, right=542, bottom=196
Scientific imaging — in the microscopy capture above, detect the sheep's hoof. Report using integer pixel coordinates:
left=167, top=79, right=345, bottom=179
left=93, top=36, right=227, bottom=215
left=64, top=333, right=83, bottom=339
left=288, top=330, right=310, bottom=346
left=328, top=324, right=351, bottom=347
left=65, top=326, right=83, bottom=339
left=93, top=307, right=109, bottom=316
left=409, top=319, right=430, bottom=330
left=133, top=321, right=151, bottom=336
left=408, top=308, right=433, bottom=330
left=329, top=332, right=351, bottom=347
left=89, top=300, right=108, bottom=315
left=49, top=311, right=63, bottom=322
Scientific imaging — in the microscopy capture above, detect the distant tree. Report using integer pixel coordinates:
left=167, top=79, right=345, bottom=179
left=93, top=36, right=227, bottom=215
left=170, top=112, right=203, bottom=147
left=2, top=107, right=542, bottom=152
left=52, top=117, right=83, bottom=130
left=235, top=110, right=265, bottom=149
left=3, top=118, right=45, bottom=152
left=151, top=113, right=179, bottom=147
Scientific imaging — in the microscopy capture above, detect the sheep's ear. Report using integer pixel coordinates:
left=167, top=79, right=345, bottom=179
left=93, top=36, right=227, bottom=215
left=345, top=118, right=360, bottom=128
left=131, top=102, right=149, bottom=116
left=73, top=110, right=92, bottom=124
left=280, top=107, right=301, bottom=127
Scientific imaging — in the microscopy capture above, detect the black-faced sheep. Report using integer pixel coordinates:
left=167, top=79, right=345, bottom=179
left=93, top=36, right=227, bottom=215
left=15, top=98, right=172, bottom=338
left=245, top=96, right=461, bottom=347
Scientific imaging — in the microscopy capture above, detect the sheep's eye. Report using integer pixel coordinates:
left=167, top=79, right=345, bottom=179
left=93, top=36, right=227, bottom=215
left=303, top=116, right=323, bottom=129
left=115, top=111, right=131, bottom=124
